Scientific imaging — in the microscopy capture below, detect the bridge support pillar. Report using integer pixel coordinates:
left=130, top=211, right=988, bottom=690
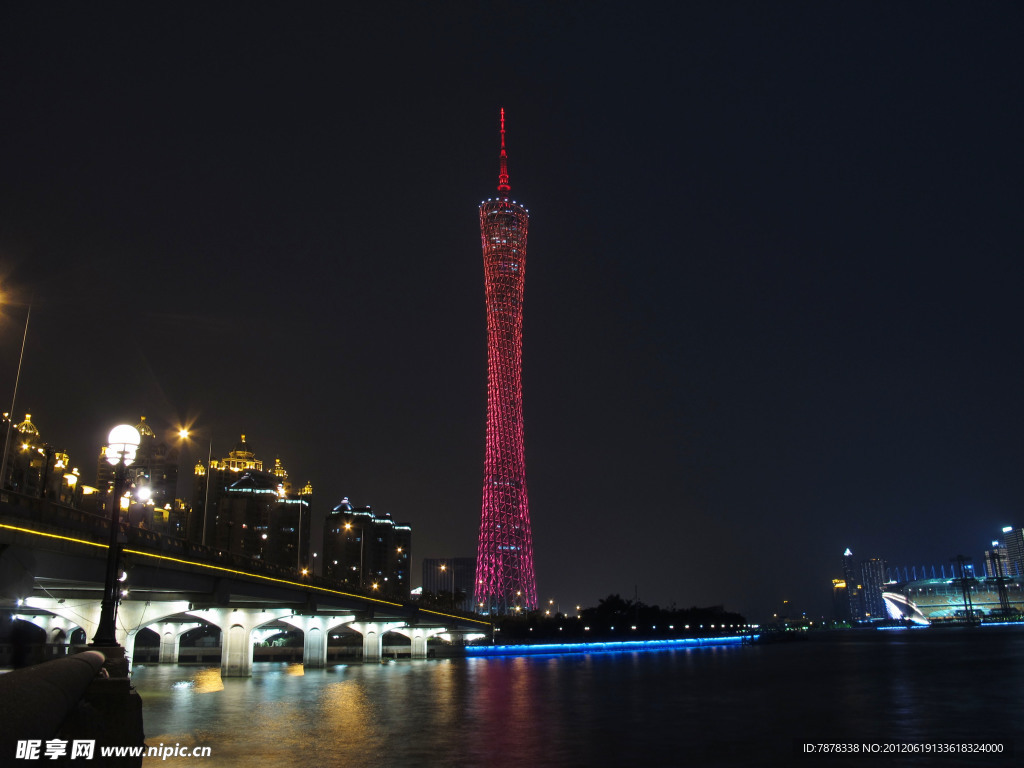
left=280, top=614, right=356, bottom=668
left=348, top=621, right=405, bottom=662
left=156, top=622, right=202, bottom=663
left=392, top=627, right=446, bottom=659
left=187, top=607, right=293, bottom=677
left=35, top=615, right=80, bottom=645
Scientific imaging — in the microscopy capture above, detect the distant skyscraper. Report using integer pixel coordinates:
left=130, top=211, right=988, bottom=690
left=841, top=549, right=887, bottom=621
left=474, top=109, right=538, bottom=614
left=842, top=548, right=865, bottom=621
left=984, top=538, right=1010, bottom=579
left=1001, top=526, right=1024, bottom=578
left=859, top=557, right=887, bottom=620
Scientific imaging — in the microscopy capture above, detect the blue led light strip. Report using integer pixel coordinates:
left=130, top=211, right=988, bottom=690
left=465, top=635, right=758, bottom=656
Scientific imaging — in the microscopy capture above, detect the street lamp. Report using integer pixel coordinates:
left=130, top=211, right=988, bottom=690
left=343, top=521, right=365, bottom=588
left=441, top=562, right=456, bottom=608
left=294, top=497, right=307, bottom=573
left=178, top=428, right=213, bottom=545
left=0, top=300, right=31, bottom=491
left=91, top=423, right=140, bottom=676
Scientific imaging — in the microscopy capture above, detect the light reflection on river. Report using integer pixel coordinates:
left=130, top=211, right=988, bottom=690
left=133, top=629, right=1024, bottom=767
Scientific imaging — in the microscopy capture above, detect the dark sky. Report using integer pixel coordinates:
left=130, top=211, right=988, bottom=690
left=1, top=2, right=1021, bottom=620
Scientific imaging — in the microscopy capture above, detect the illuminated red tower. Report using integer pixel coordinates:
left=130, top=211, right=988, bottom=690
left=474, top=109, right=537, bottom=615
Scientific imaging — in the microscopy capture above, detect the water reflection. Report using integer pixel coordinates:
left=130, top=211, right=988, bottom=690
left=193, top=667, right=224, bottom=693
left=130, top=631, right=1024, bottom=767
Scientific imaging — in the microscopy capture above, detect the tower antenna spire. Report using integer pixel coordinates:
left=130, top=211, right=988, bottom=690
left=497, top=108, right=511, bottom=193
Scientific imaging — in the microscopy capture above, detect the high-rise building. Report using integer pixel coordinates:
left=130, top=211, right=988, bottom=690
left=841, top=549, right=888, bottom=621
left=841, top=548, right=864, bottom=621
left=984, top=539, right=1010, bottom=579
left=188, top=434, right=313, bottom=572
left=210, top=467, right=312, bottom=572
left=474, top=110, right=538, bottom=614
left=860, top=557, right=887, bottom=620
left=323, top=498, right=412, bottom=600
left=1001, top=526, right=1024, bottom=579
left=189, top=434, right=264, bottom=544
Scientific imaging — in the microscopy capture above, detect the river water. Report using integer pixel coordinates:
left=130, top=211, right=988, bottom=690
left=132, top=627, right=1023, bottom=767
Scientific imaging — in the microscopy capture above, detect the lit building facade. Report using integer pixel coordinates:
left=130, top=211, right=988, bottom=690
left=2, top=413, right=86, bottom=506
left=1001, top=526, right=1024, bottom=578
left=859, top=557, right=887, bottom=620
left=474, top=109, right=538, bottom=614
left=4, top=414, right=50, bottom=497
left=984, top=539, right=1010, bottom=579
left=189, top=434, right=264, bottom=544
left=840, top=550, right=888, bottom=621
left=888, top=577, right=1024, bottom=621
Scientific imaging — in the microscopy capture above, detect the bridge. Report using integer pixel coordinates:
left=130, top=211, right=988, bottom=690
left=0, top=493, right=490, bottom=676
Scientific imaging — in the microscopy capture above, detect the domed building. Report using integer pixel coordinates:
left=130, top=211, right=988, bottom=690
left=191, top=434, right=313, bottom=574
left=1, top=413, right=80, bottom=503
left=3, top=413, right=45, bottom=495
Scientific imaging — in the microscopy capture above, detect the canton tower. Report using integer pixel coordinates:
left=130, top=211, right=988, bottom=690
left=474, top=109, right=538, bottom=614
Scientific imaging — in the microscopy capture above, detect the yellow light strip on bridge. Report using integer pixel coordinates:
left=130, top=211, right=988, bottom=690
left=1, top=522, right=489, bottom=624
left=0, top=523, right=108, bottom=549
left=418, top=609, right=489, bottom=625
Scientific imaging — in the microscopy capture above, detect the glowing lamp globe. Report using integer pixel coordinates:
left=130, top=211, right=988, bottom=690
left=105, top=424, right=141, bottom=466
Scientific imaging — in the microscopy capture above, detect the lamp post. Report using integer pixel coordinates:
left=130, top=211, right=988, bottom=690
left=178, top=428, right=213, bottom=545
left=0, top=302, right=31, bottom=491
left=296, top=499, right=304, bottom=573
left=344, top=521, right=365, bottom=588
left=91, top=424, right=140, bottom=676
left=441, top=562, right=455, bottom=608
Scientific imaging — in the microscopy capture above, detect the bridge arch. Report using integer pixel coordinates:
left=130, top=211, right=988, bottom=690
left=185, top=607, right=297, bottom=677
left=22, top=598, right=192, bottom=669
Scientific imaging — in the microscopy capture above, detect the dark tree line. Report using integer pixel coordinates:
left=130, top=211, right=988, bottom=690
left=493, top=595, right=748, bottom=642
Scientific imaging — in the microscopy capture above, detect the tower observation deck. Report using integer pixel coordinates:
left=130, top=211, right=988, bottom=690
left=474, top=109, right=538, bottom=614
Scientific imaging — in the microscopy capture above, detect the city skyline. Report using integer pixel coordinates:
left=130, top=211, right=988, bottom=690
left=1, top=4, right=1022, bottom=620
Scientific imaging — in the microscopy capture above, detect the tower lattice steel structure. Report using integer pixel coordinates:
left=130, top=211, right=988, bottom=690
left=474, top=109, right=537, bottom=614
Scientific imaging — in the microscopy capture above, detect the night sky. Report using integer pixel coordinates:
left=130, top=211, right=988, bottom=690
left=1, top=3, right=1021, bottom=620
